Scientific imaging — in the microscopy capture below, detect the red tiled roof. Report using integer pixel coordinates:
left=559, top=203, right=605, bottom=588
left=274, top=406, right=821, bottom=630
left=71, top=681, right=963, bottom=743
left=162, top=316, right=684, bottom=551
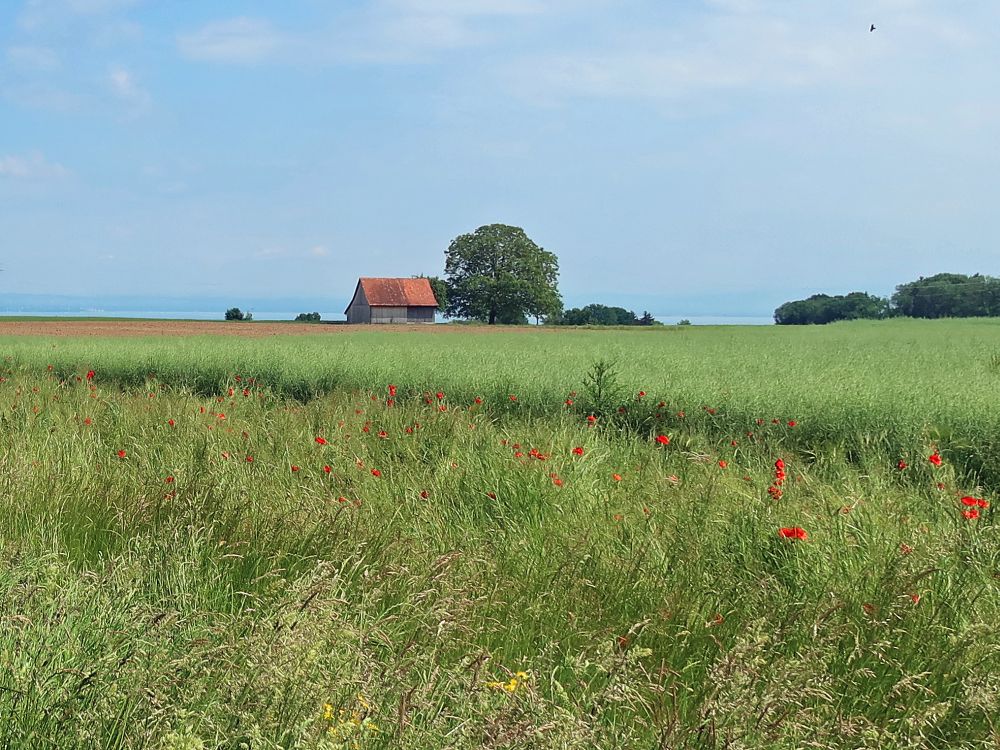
left=357, top=278, right=439, bottom=307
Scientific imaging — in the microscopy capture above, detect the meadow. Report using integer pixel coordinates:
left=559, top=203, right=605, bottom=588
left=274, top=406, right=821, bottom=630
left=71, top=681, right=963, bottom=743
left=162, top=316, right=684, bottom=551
left=0, top=319, right=997, bottom=748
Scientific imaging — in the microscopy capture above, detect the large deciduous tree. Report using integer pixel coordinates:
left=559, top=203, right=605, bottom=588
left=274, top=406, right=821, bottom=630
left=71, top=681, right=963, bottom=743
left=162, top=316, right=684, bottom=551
left=444, top=224, right=561, bottom=324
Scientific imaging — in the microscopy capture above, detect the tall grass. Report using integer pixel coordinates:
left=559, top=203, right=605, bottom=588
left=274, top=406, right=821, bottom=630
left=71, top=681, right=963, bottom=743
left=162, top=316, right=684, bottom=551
left=4, top=318, right=1000, bottom=482
left=0, top=324, right=997, bottom=747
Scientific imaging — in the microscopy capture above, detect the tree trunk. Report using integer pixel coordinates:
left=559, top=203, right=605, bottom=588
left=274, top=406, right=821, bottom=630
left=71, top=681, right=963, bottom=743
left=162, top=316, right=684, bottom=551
left=488, top=306, right=497, bottom=325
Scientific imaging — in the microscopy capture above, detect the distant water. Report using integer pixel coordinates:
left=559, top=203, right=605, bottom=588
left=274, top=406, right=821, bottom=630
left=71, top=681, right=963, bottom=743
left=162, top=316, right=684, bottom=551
left=0, top=311, right=343, bottom=322
left=0, top=311, right=774, bottom=325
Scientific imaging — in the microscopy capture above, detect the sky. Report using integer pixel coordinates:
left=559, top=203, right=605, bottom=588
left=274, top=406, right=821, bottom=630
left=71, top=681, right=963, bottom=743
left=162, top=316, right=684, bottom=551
left=2, top=0, right=998, bottom=317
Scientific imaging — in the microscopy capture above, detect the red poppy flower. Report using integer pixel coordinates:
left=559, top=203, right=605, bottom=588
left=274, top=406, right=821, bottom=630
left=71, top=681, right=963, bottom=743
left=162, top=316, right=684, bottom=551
left=117, top=449, right=127, bottom=458
left=977, top=499, right=989, bottom=508
left=718, top=460, right=727, bottom=468
left=436, top=391, right=445, bottom=400
left=612, top=473, right=622, bottom=482
left=323, top=465, right=332, bottom=474
left=897, top=459, right=908, bottom=470
left=371, top=468, right=381, bottom=477
left=587, top=415, right=597, bottom=425
left=165, top=476, right=174, bottom=483
left=291, top=465, right=300, bottom=472
left=962, top=508, right=979, bottom=520
left=83, top=417, right=92, bottom=426
left=564, top=398, right=573, bottom=406
left=167, top=419, right=175, bottom=427
left=637, top=391, right=646, bottom=398
left=378, top=430, right=388, bottom=439
left=655, top=434, right=670, bottom=445
left=899, top=543, right=914, bottom=555
left=86, top=370, right=95, bottom=380
left=768, top=485, right=783, bottom=500
left=474, top=396, right=483, bottom=404
left=928, top=452, right=942, bottom=466
left=388, top=384, right=397, bottom=397
left=509, top=394, right=517, bottom=402
left=245, top=455, right=253, bottom=463
left=960, top=496, right=979, bottom=506
left=420, top=490, right=429, bottom=499
left=487, top=491, right=497, bottom=499
left=315, top=436, right=327, bottom=445
left=778, top=526, right=807, bottom=540
left=552, top=477, right=563, bottom=487
left=572, top=446, right=584, bottom=456
left=787, top=420, right=797, bottom=427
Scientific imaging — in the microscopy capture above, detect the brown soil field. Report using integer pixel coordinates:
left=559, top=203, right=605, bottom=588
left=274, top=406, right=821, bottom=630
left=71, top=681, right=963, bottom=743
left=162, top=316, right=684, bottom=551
left=0, top=321, right=543, bottom=337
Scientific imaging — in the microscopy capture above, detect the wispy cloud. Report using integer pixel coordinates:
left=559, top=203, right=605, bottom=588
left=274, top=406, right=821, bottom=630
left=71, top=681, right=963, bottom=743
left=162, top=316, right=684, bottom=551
left=177, top=18, right=288, bottom=64
left=503, top=0, right=987, bottom=105
left=6, top=45, right=60, bottom=70
left=176, top=1, right=580, bottom=65
left=107, top=65, right=150, bottom=111
left=18, top=0, right=139, bottom=30
left=0, top=151, right=69, bottom=179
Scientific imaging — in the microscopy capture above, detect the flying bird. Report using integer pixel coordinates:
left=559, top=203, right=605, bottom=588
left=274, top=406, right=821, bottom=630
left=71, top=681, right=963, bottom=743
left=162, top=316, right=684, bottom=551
left=870, top=24, right=876, bottom=32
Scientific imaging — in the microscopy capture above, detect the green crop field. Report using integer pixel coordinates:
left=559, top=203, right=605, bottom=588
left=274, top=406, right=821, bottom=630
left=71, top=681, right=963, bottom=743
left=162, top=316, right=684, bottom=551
left=0, top=319, right=997, bottom=748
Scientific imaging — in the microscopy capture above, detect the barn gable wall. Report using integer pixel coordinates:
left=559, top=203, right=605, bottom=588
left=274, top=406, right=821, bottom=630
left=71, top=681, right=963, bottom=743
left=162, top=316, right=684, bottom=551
left=345, top=283, right=370, bottom=324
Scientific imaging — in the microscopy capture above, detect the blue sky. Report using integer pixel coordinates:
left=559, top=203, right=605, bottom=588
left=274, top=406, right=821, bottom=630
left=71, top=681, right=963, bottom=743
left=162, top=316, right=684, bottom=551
left=2, top=0, right=998, bottom=316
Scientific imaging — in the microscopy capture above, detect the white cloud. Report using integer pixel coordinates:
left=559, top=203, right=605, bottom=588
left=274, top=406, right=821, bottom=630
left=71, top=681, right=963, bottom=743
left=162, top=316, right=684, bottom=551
left=504, top=1, right=989, bottom=104
left=384, top=0, right=546, bottom=16
left=177, top=18, right=287, bottom=64
left=0, top=152, right=69, bottom=179
left=108, top=65, right=150, bottom=110
left=175, top=1, right=587, bottom=65
left=310, top=245, right=330, bottom=257
left=18, top=0, right=139, bottom=29
left=6, top=45, right=60, bottom=70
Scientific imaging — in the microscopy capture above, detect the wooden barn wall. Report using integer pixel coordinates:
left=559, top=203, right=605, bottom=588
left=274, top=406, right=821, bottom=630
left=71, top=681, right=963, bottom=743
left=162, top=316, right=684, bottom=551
left=406, top=307, right=435, bottom=323
left=346, top=285, right=370, bottom=324
left=370, top=306, right=408, bottom=324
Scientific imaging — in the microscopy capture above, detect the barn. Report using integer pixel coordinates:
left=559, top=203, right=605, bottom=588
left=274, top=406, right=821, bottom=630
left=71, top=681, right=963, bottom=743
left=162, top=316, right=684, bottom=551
left=344, top=277, right=439, bottom=324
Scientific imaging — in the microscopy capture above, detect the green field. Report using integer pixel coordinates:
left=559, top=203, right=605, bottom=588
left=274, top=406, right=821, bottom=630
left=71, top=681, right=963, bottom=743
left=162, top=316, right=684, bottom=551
left=1, top=319, right=998, bottom=748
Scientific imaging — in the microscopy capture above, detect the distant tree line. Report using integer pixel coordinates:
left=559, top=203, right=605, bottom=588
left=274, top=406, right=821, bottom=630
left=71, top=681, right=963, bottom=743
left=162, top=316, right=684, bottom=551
left=774, top=293, right=887, bottom=325
left=551, top=304, right=659, bottom=326
left=774, top=273, right=1000, bottom=324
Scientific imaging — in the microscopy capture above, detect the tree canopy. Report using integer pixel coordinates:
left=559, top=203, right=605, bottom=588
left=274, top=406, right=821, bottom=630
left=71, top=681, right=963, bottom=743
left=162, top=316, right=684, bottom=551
left=443, top=224, right=561, bottom=324
left=775, top=273, right=1000, bottom=324
left=890, top=273, right=1000, bottom=318
left=418, top=275, right=448, bottom=313
left=225, top=307, right=252, bottom=321
left=774, top=293, right=887, bottom=325
left=555, top=304, right=659, bottom=326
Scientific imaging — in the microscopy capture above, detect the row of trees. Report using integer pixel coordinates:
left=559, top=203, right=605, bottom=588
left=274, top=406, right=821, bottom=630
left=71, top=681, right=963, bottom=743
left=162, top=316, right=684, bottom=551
left=553, top=304, right=658, bottom=326
left=774, top=293, right=887, bottom=325
left=775, top=273, right=1000, bottom=324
